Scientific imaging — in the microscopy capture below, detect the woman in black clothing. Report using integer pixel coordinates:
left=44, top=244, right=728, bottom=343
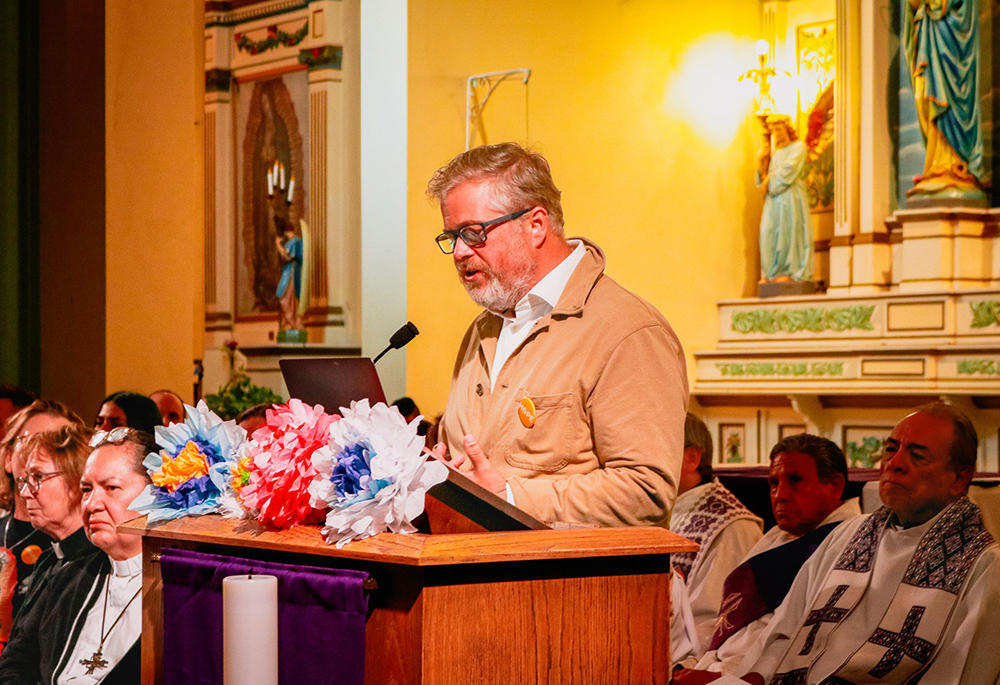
left=0, top=400, right=85, bottom=646
left=0, top=427, right=154, bottom=684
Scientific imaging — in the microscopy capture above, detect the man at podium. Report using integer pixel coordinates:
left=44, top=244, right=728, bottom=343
left=426, top=142, right=688, bottom=526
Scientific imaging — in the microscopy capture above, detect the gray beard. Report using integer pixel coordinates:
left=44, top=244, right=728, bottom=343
left=460, top=264, right=535, bottom=313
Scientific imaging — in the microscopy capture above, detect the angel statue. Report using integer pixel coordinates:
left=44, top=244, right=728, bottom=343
left=275, top=215, right=311, bottom=343
left=903, top=0, right=986, bottom=205
left=757, top=114, right=813, bottom=289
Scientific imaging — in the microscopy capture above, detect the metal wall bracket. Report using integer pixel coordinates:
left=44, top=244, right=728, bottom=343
left=465, top=69, right=531, bottom=150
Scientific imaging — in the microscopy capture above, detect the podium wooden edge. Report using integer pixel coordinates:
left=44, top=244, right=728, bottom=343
left=119, top=514, right=698, bottom=566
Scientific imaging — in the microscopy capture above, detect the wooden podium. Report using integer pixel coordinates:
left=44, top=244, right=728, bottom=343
left=120, top=476, right=696, bottom=685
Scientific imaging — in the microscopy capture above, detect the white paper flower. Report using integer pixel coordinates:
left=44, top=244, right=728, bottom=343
left=309, top=399, right=448, bottom=547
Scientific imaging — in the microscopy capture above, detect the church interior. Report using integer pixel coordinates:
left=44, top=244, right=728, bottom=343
left=2, top=0, right=1000, bottom=682
left=4, top=0, right=999, bottom=471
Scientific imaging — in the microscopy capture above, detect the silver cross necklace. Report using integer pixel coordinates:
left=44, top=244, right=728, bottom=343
left=80, top=576, right=142, bottom=675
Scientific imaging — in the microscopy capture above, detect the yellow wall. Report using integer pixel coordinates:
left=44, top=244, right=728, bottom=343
left=105, top=0, right=205, bottom=402
left=407, top=0, right=764, bottom=417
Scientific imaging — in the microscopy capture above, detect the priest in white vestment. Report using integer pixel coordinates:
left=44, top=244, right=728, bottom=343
left=691, top=434, right=862, bottom=676
left=670, top=414, right=762, bottom=660
left=734, top=403, right=1000, bottom=685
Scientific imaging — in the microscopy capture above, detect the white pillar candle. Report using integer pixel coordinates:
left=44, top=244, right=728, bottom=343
left=223, top=574, right=279, bottom=685
left=279, top=163, right=285, bottom=189
left=286, top=176, right=294, bottom=204
left=267, top=169, right=274, bottom=197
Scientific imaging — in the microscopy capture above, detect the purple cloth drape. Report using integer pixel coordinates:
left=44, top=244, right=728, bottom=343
left=160, top=547, right=368, bottom=685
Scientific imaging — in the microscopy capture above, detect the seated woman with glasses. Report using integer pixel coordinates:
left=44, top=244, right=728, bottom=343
left=12, top=425, right=95, bottom=604
left=0, top=427, right=155, bottom=684
left=0, top=402, right=85, bottom=649
left=94, top=391, right=162, bottom=435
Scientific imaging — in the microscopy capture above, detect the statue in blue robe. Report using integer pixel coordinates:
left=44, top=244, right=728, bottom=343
left=758, top=115, right=813, bottom=284
left=903, top=0, right=985, bottom=203
left=275, top=218, right=303, bottom=332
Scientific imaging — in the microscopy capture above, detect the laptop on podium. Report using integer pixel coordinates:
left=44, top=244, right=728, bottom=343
left=279, top=357, right=387, bottom=414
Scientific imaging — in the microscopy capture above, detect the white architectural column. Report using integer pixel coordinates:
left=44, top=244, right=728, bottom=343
left=304, top=59, right=360, bottom=346
left=852, top=0, right=893, bottom=293
left=360, top=0, right=407, bottom=402
left=204, top=25, right=235, bottom=342
left=829, top=0, right=862, bottom=294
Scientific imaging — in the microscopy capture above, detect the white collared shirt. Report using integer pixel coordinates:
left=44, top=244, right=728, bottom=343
left=490, top=240, right=585, bottom=390
left=58, top=554, right=142, bottom=683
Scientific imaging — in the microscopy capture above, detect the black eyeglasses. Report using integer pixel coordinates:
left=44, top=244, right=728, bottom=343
left=435, top=208, right=531, bottom=254
left=16, top=471, right=62, bottom=495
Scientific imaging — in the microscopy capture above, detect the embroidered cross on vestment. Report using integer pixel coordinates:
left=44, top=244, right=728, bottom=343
left=867, top=606, right=935, bottom=678
left=799, top=585, right=850, bottom=656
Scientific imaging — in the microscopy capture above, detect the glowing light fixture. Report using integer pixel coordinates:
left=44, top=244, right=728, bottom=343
left=740, top=40, right=781, bottom=115
left=661, top=34, right=758, bottom=149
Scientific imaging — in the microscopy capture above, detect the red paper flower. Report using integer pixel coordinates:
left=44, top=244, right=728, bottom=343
left=240, top=399, right=339, bottom=529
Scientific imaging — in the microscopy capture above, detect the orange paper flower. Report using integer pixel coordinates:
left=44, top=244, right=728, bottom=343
left=152, top=441, right=211, bottom=492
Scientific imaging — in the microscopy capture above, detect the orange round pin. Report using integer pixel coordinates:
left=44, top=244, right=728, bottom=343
left=21, top=545, right=43, bottom=565
left=518, top=397, right=536, bottom=428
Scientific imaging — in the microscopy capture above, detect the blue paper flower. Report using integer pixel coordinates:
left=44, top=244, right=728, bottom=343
left=129, top=400, right=246, bottom=522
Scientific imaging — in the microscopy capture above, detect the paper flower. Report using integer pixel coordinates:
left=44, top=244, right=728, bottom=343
left=239, top=399, right=338, bottom=529
left=310, top=399, right=448, bottom=547
left=218, top=444, right=257, bottom=520
left=129, top=401, right=246, bottom=523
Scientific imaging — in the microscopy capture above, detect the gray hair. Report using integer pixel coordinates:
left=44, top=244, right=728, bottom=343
left=910, top=402, right=978, bottom=473
left=426, top=142, right=564, bottom=234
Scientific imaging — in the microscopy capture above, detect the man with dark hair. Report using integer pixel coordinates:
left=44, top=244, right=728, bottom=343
left=235, top=403, right=270, bottom=436
left=391, top=397, right=429, bottom=437
left=735, top=404, right=1000, bottom=684
left=426, top=142, right=688, bottom=526
left=149, top=390, right=186, bottom=427
left=670, top=413, right=762, bottom=660
left=682, top=434, right=860, bottom=677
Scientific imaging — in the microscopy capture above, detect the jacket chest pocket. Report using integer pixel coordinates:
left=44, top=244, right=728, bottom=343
left=503, top=391, right=578, bottom=473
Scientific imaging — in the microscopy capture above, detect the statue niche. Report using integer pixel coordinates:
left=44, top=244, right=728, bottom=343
left=238, top=76, right=305, bottom=318
left=902, top=0, right=987, bottom=207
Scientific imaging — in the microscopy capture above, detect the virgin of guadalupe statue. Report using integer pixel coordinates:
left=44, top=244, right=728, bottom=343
left=757, top=114, right=813, bottom=285
left=903, top=0, right=985, bottom=204
left=275, top=216, right=304, bottom=335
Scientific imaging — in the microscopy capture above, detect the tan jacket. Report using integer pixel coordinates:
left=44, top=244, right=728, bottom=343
left=441, top=238, right=688, bottom=526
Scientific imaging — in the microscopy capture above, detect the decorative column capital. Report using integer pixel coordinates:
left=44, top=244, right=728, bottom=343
left=298, top=45, right=342, bottom=70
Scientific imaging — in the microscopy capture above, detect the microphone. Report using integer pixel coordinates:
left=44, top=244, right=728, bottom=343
left=372, top=322, right=420, bottom=364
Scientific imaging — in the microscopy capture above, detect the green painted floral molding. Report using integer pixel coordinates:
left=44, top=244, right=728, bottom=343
left=715, top=362, right=844, bottom=377
left=956, top=360, right=1000, bottom=376
left=970, top=301, right=1000, bottom=328
left=731, top=306, right=875, bottom=334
